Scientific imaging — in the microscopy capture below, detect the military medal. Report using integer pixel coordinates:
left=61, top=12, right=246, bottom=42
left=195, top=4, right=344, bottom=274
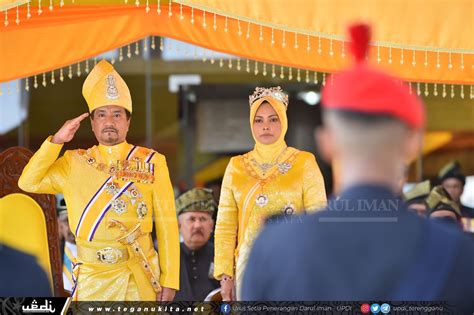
left=137, top=202, right=148, bottom=219
left=125, top=186, right=142, bottom=205
left=111, top=199, right=127, bottom=215
left=256, top=194, right=269, bottom=207
left=105, top=182, right=120, bottom=195
left=283, top=203, right=295, bottom=215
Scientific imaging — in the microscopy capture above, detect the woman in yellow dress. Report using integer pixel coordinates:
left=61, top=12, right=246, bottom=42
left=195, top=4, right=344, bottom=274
left=213, top=86, right=327, bottom=300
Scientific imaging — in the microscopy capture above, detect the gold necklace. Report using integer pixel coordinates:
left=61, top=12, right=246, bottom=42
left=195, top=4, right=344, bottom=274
left=243, top=149, right=299, bottom=208
left=250, top=147, right=288, bottom=175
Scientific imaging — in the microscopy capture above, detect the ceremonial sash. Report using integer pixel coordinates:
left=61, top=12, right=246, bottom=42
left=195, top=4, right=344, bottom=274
left=75, top=145, right=154, bottom=242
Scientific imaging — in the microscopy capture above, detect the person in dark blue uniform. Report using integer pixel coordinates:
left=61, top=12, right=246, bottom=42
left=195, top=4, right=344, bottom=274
left=241, top=23, right=474, bottom=309
left=174, top=188, right=220, bottom=301
left=0, top=243, right=52, bottom=297
left=438, top=161, right=474, bottom=218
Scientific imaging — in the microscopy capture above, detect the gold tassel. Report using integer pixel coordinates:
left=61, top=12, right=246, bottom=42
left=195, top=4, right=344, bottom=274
left=15, top=5, right=20, bottom=25
left=27, top=1, right=31, bottom=19
left=377, top=46, right=381, bottom=64
left=135, top=42, right=140, bottom=55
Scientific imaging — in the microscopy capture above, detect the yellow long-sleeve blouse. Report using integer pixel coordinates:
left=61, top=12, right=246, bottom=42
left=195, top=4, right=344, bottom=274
left=18, top=137, right=180, bottom=300
left=213, top=147, right=326, bottom=287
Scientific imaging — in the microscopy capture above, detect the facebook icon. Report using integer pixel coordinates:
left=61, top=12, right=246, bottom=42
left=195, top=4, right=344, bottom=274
left=221, top=303, right=231, bottom=314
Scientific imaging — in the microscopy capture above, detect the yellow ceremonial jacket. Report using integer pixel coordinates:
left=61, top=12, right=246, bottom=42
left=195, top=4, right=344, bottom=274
left=213, top=147, right=327, bottom=293
left=18, top=137, right=180, bottom=300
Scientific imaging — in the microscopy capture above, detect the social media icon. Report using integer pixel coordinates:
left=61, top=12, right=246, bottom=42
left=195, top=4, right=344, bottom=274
left=361, top=303, right=371, bottom=314
left=381, top=303, right=391, bottom=314
left=220, top=303, right=231, bottom=314
left=371, top=303, right=380, bottom=314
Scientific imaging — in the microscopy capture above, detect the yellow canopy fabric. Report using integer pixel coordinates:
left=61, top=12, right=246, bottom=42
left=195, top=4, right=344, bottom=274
left=0, top=1, right=472, bottom=84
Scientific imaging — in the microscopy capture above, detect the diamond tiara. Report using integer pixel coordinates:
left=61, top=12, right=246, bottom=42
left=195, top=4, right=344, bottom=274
left=249, top=86, right=289, bottom=108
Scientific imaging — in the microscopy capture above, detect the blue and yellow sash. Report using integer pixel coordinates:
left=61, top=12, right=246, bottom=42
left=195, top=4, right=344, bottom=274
left=75, top=146, right=155, bottom=242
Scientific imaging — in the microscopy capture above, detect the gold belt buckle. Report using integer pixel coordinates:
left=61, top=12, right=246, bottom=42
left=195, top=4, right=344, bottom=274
left=96, top=247, right=123, bottom=264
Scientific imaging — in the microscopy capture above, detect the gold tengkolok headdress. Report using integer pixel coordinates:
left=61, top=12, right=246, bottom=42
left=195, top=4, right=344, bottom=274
left=249, top=86, right=289, bottom=108
left=82, top=59, right=132, bottom=113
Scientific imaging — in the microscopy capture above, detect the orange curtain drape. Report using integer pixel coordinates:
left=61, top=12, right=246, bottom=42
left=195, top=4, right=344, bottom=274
left=0, top=2, right=472, bottom=84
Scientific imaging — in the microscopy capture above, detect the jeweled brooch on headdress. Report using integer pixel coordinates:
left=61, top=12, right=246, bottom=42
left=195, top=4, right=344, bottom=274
left=249, top=86, right=289, bottom=108
left=106, top=74, right=119, bottom=100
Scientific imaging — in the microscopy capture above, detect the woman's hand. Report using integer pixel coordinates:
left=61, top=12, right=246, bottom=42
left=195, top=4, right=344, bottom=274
left=220, top=274, right=235, bottom=301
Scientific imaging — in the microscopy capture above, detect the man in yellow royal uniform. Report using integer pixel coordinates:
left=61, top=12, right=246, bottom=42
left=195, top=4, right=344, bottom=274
left=18, top=60, right=179, bottom=301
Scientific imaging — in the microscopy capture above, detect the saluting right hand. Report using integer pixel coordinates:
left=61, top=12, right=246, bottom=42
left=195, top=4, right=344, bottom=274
left=51, top=113, right=89, bottom=144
